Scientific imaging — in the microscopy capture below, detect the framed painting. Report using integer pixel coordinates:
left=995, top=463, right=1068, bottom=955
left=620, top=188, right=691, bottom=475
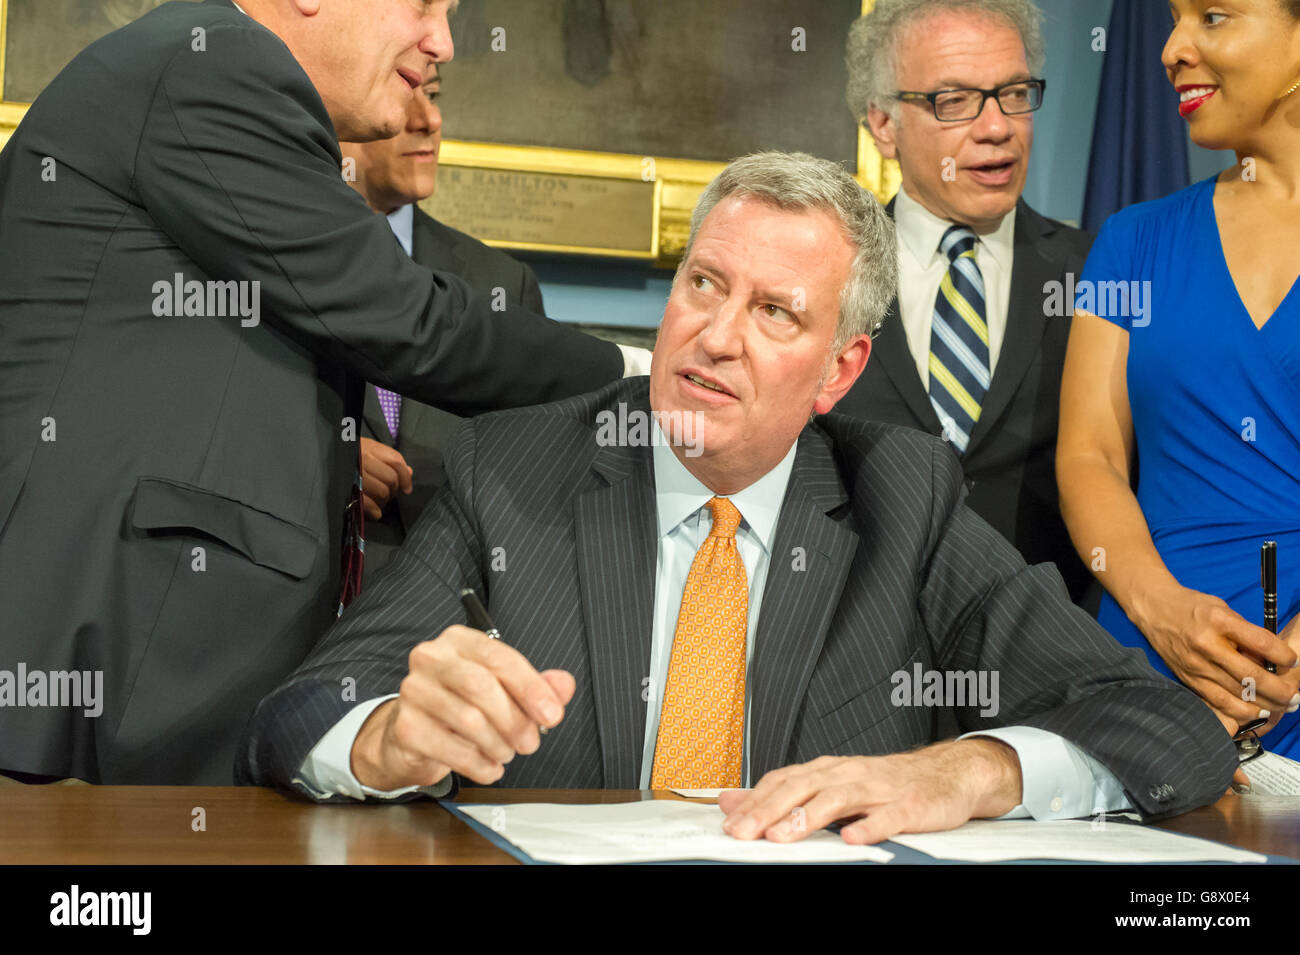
left=0, top=0, right=178, bottom=143
left=423, top=0, right=898, bottom=261
left=0, top=0, right=900, bottom=262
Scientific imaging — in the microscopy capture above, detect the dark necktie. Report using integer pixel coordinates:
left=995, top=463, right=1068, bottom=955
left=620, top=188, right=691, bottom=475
left=928, top=225, right=990, bottom=454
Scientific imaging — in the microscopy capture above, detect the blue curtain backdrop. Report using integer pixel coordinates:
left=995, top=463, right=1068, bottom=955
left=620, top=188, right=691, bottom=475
left=1081, top=0, right=1189, bottom=233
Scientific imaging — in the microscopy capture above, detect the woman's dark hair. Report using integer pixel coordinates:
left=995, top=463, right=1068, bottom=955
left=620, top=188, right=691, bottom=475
left=1287, top=0, right=1300, bottom=20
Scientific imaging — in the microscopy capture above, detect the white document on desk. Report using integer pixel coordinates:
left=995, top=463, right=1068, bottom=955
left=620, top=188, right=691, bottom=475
left=890, top=819, right=1267, bottom=863
left=1242, top=750, right=1300, bottom=796
left=458, top=801, right=895, bottom=864
left=669, top=788, right=725, bottom=798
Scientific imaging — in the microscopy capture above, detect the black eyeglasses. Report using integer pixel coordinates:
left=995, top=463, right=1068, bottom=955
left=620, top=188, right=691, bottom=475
left=895, top=79, right=1046, bottom=122
left=1234, top=725, right=1265, bottom=767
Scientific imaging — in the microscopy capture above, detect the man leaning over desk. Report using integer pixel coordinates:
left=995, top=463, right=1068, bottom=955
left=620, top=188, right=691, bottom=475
left=240, top=153, right=1236, bottom=845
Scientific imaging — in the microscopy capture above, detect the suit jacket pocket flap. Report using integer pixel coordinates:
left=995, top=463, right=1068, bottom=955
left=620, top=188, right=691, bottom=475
left=131, top=477, right=318, bottom=580
left=816, top=648, right=921, bottom=749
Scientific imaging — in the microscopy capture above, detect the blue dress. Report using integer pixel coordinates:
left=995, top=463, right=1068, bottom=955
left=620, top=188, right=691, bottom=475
left=1080, top=175, right=1300, bottom=759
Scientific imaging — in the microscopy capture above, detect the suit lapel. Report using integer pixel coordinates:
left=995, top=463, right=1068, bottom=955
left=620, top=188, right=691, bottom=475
left=749, top=427, right=859, bottom=778
left=573, top=427, right=658, bottom=789
left=871, top=298, right=943, bottom=432
left=873, top=198, right=942, bottom=432
left=391, top=395, right=431, bottom=452
left=411, top=208, right=466, bottom=275
left=966, top=202, right=1054, bottom=453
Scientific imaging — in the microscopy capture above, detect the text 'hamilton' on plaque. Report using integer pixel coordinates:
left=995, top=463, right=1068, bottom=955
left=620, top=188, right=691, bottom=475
left=421, top=167, right=657, bottom=257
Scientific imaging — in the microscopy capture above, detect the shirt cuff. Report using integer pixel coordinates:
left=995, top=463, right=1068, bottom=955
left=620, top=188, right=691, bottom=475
left=960, top=726, right=1131, bottom=820
left=618, top=344, right=654, bottom=378
left=293, top=695, right=453, bottom=801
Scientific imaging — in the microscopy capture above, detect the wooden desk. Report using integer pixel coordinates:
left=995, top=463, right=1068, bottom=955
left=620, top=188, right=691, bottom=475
left=0, top=786, right=1294, bottom=864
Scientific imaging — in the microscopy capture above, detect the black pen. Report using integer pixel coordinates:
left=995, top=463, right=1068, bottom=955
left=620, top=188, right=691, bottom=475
left=1262, top=542, right=1278, bottom=674
left=460, top=587, right=501, bottom=640
left=460, top=588, right=547, bottom=734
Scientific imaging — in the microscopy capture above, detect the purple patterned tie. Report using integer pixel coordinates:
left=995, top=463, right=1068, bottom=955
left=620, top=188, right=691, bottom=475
left=375, top=386, right=402, bottom=439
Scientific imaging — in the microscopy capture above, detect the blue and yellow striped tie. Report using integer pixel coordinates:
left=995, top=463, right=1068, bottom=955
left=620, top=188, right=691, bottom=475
left=929, top=226, right=989, bottom=454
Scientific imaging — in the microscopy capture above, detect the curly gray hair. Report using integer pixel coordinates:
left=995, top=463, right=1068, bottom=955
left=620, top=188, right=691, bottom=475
left=846, top=0, right=1045, bottom=123
left=677, top=152, right=897, bottom=350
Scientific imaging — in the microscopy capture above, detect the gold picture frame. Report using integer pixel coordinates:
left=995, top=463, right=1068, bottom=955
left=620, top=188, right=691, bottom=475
left=0, top=0, right=900, bottom=262
left=0, top=0, right=15, bottom=150
left=420, top=0, right=898, bottom=264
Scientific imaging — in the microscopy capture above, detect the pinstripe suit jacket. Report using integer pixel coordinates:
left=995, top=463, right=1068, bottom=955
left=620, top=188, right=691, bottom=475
left=239, top=378, right=1236, bottom=819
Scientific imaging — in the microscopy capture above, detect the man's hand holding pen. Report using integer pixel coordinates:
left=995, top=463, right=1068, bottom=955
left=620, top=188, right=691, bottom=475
left=349, top=626, right=574, bottom=791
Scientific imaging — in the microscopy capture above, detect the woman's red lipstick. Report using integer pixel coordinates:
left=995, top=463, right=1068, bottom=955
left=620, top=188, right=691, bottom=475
left=1177, top=85, right=1217, bottom=119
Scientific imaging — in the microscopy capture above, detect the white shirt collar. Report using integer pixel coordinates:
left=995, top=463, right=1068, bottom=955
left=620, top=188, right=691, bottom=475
left=386, top=204, right=415, bottom=257
left=231, top=1, right=248, bottom=14
left=893, top=182, right=1015, bottom=272
left=651, top=430, right=797, bottom=556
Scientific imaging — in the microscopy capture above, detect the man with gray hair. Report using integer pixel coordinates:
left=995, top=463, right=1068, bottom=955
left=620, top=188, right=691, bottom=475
left=836, top=0, right=1098, bottom=609
left=242, top=152, right=1233, bottom=843
left=0, top=0, right=634, bottom=787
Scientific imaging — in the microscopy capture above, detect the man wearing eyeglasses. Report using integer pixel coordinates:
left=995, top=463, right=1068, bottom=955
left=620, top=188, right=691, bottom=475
left=836, top=0, right=1098, bottom=611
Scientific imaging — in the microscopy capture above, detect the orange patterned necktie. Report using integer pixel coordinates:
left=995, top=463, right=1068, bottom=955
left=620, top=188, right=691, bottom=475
left=651, top=497, right=748, bottom=789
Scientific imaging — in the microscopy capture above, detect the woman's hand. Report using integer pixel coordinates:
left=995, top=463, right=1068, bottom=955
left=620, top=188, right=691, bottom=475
left=1133, top=583, right=1299, bottom=730
left=1256, top=615, right=1300, bottom=737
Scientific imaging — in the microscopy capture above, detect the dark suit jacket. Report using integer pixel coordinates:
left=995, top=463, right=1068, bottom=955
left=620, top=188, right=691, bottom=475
left=0, top=0, right=621, bottom=784
left=835, top=200, right=1097, bottom=607
left=362, top=209, right=546, bottom=577
left=241, top=378, right=1235, bottom=820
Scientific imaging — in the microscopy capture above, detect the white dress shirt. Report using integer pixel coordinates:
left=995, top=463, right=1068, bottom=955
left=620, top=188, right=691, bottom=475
left=297, top=427, right=1129, bottom=820
left=386, top=203, right=414, bottom=256
left=638, top=437, right=798, bottom=788
left=893, top=184, right=1016, bottom=389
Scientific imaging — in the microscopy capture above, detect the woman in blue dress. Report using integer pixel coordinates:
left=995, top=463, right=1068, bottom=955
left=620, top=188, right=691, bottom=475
left=1057, top=0, right=1300, bottom=768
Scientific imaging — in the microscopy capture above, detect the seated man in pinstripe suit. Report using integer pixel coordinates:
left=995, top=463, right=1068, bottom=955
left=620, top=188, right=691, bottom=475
left=240, top=152, right=1235, bottom=844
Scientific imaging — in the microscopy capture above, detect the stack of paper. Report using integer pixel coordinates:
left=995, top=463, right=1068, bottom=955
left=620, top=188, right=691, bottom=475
left=458, top=801, right=894, bottom=864
left=455, top=801, right=1269, bottom=865
left=890, top=819, right=1265, bottom=863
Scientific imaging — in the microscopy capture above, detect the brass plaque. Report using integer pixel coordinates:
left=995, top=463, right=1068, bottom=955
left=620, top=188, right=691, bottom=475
left=421, top=166, right=656, bottom=258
